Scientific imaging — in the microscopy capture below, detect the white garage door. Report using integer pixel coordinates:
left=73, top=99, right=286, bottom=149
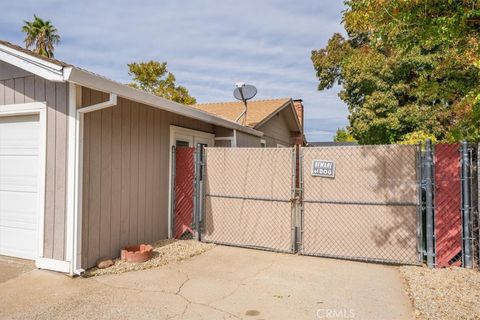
left=0, top=114, right=40, bottom=259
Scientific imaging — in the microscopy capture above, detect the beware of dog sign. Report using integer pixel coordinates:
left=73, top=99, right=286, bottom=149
left=311, top=160, right=335, bottom=178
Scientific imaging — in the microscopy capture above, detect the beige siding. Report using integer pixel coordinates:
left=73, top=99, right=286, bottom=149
left=214, top=126, right=234, bottom=137
left=235, top=130, right=261, bottom=147
left=256, top=109, right=293, bottom=147
left=0, top=63, right=69, bottom=261
left=214, top=139, right=231, bottom=147
left=81, top=88, right=214, bottom=268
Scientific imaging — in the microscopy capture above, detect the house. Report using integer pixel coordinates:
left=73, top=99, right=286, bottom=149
left=0, top=40, right=300, bottom=274
left=192, top=98, right=305, bottom=147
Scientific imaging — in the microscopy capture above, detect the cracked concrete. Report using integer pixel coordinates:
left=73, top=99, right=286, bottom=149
left=0, top=246, right=414, bottom=320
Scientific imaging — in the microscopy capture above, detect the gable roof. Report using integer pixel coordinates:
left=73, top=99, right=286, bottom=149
left=0, top=39, right=263, bottom=137
left=193, top=98, right=301, bottom=131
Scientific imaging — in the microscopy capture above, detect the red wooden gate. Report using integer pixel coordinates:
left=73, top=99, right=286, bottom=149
left=434, top=144, right=462, bottom=267
left=173, top=147, right=195, bottom=239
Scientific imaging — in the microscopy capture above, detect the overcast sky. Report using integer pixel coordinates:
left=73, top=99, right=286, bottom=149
left=1, top=1, right=348, bottom=141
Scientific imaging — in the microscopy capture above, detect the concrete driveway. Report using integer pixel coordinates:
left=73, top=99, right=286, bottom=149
left=0, top=255, right=35, bottom=284
left=0, top=246, right=414, bottom=320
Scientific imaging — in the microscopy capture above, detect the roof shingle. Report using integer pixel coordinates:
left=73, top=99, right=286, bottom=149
left=192, top=98, right=291, bottom=127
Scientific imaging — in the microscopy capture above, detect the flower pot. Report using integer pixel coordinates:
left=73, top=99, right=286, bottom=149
left=121, top=244, right=153, bottom=263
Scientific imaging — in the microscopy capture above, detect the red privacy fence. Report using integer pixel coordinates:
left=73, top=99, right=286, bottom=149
left=173, top=147, right=195, bottom=239
left=434, top=144, right=462, bottom=267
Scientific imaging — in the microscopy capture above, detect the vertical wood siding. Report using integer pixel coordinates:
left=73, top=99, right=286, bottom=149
left=235, top=131, right=261, bottom=147
left=81, top=88, right=214, bottom=268
left=0, top=67, right=69, bottom=261
left=256, top=109, right=293, bottom=147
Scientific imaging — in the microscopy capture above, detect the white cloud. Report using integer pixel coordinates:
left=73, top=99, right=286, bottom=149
left=1, top=0, right=348, bottom=141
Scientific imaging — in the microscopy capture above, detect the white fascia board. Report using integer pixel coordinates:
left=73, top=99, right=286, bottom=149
left=0, top=44, right=65, bottom=82
left=67, top=67, right=263, bottom=137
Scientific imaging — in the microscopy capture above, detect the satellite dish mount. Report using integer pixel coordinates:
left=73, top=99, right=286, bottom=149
left=233, top=83, right=257, bottom=125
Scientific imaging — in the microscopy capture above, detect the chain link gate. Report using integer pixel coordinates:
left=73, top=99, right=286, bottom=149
left=199, top=147, right=297, bottom=253
left=300, top=145, right=422, bottom=264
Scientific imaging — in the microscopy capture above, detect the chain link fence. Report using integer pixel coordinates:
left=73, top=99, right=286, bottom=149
left=300, top=145, right=421, bottom=264
left=200, top=147, right=296, bottom=253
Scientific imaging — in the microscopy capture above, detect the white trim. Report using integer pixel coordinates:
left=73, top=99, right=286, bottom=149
left=77, top=93, right=117, bottom=113
left=66, top=83, right=84, bottom=276
left=35, top=258, right=70, bottom=273
left=73, top=86, right=84, bottom=275
left=0, top=44, right=65, bottom=82
left=0, top=102, right=47, bottom=262
left=167, top=126, right=215, bottom=238
left=232, top=129, right=237, bottom=147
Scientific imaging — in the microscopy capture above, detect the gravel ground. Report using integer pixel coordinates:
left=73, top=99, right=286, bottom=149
left=400, top=266, right=480, bottom=319
left=84, top=239, right=215, bottom=277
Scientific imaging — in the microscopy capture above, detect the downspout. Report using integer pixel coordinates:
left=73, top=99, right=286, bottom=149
left=77, top=93, right=117, bottom=114
left=232, top=129, right=238, bottom=147
left=70, top=91, right=117, bottom=276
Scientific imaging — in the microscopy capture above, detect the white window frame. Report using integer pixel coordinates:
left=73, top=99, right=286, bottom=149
left=260, top=139, right=267, bottom=148
left=277, top=143, right=288, bottom=148
left=0, top=102, right=47, bottom=265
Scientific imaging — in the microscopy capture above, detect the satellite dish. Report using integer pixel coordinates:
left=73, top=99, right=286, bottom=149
left=233, top=83, right=257, bottom=125
left=233, top=84, right=257, bottom=102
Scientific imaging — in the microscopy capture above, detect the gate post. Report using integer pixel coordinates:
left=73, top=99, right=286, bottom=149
left=297, top=146, right=304, bottom=253
left=291, top=147, right=297, bottom=252
left=193, top=144, right=203, bottom=241
left=461, top=141, right=473, bottom=268
left=170, top=146, right=176, bottom=239
left=425, top=139, right=435, bottom=268
left=416, top=144, right=423, bottom=263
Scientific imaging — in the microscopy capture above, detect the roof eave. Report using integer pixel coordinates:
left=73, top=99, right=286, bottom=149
left=67, top=67, right=263, bottom=137
left=253, top=99, right=302, bottom=133
left=0, top=42, right=263, bottom=137
left=0, top=43, right=66, bottom=82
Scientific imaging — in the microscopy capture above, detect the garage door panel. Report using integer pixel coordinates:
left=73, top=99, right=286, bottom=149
left=0, top=190, right=37, bottom=230
left=0, top=226, right=37, bottom=259
left=0, top=114, right=40, bottom=259
left=0, top=156, right=39, bottom=193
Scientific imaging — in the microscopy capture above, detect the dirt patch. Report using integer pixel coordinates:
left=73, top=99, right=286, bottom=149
left=400, top=265, right=480, bottom=319
left=84, top=239, right=214, bottom=277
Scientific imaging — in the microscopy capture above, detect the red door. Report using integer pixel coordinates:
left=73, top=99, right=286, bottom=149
left=173, top=147, right=195, bottom=239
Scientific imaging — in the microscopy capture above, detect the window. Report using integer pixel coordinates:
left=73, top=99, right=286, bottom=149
left=277, top=143, right=287, bottom=148
left=260, top=139, right=266, bottom=148
left=176, top=140, right=190, bottom=147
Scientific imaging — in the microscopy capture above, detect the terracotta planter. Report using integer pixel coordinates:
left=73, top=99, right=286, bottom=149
left=121, top=244, right=153, bottom=263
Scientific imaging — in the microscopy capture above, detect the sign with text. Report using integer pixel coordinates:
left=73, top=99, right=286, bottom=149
left=311, top=160, right=335, bottom=178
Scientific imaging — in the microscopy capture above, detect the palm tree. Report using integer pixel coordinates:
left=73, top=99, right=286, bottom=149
left=21, top=15, right=60, bottom=58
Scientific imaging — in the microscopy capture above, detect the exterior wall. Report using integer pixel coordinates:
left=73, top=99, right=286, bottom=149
left=214, top=126, right=234, bottom=137
left=214, top=139, right=231, bottom=147
left=81, top=87, right=214, bottom=268
left=256, top=109, right=294, bottom=147
left=0, top=61, right=69, bottom=261
left=236, top=130, right=261, bottom=147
